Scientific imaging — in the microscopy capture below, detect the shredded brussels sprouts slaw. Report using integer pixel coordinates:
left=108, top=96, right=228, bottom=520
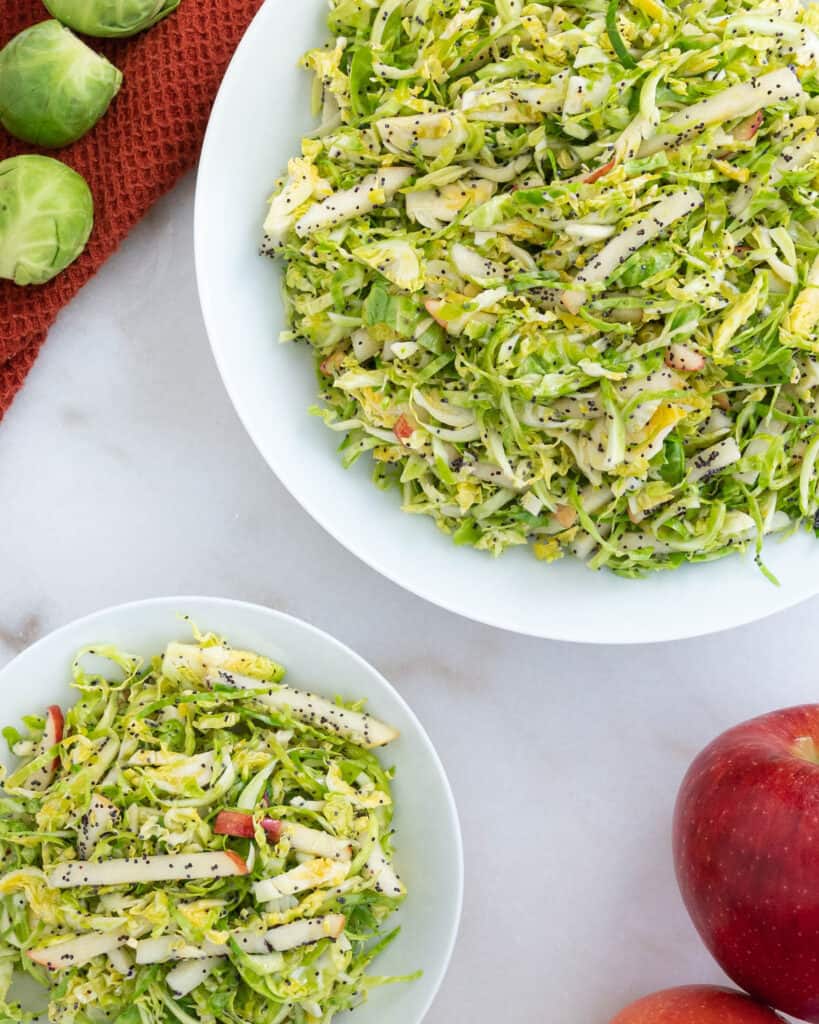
left=263, top=0, right=819, bottom=577
left=0, top=635, right=413, bottom=1024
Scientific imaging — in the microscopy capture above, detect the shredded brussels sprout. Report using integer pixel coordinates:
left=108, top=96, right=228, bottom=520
left=0, top=635, right=415, bottom=1024
left=263, top=0, right=819, bottom=577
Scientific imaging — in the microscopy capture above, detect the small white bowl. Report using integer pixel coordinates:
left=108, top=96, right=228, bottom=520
left=194, top=0, right=819, bottom=642
left=0, top=596, right=463, bottom=1024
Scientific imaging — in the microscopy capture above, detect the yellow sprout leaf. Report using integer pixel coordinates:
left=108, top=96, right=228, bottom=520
left=645, top=402, right=689, bottom=439
left=455, top=481, right=481, bottom=512
left=0, top=871, right=61, bottom=925
left=713, top=159, right=749, bottom=183
left=522, top=14, right=549, bottom=51
left=373, top=446, right=403, bottom=463
left=712, top=273, right=766, bottom=363
left=132, top=891, right=172, bottom=932
left=783, top=295, right=819, bottom=349
left=37, top=793, right=74, bottom=833
left=61, top=734, right=96, bottom=764
left=420, top=56, right=444, bottom=81
left=534, top=539, right=564, bottom=562
left=628, top=0, right=669, bottom=21
left=782, top=254, right=819, bottom=350
left=356, top=388, right=395, bottom=429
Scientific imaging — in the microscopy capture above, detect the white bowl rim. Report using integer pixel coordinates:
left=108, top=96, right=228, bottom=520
left=0, top=595, right=464, bottom=1024
left=193, top=0, right=819, bottom=646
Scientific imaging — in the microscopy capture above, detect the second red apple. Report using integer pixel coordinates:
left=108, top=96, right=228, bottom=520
left=674, top=705, right=819, bottom=1022
left=609, top=985, right=784, bottom=1023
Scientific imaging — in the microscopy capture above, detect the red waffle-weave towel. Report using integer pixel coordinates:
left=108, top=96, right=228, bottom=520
left=0, top=0, right=263, bottom=420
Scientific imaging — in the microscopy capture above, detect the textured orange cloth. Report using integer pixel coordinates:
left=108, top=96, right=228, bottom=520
left=0, top=0, right=262, bottom=420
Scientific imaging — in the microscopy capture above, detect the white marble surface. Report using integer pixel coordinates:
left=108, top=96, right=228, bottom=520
left=1, top=174, right=818, bottom=1023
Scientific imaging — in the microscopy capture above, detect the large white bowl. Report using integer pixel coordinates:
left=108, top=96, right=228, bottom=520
left=194, top=0, right=819, bottom=643
left=0, top=597, right=462, bottom=1024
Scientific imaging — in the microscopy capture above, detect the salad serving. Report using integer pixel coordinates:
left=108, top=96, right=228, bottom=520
left=263, top=0, right=819, bottom=578
left=0, top=634, right=413, bottom=1024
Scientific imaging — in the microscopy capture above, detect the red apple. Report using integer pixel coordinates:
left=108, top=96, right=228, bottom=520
left=260, top=817, right=283, bottom=842
left=45, top=705, right=64, bottom=745
left=393, top=415, right=414, bottom=443
left=424, top=297, right=446, bottom=327
left=213, top=810, right=282, bottom=842
left=609, top=986, right=785, bottom=1023
left=733, top=110, right=764, bottom=142
left=27, top=705, right=64, bottom=791
left=674, top=705, right=819, bottom=1022
left=665, top=344, right=705, bottom=373
left=214, top=810, right=254, bottom=838
left=584, top=158, right=615, bottom=184
left=45, top=705, right=64, bottom=771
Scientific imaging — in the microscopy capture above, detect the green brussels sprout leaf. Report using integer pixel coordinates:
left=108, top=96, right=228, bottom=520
left=659, top=433, right=686, bottom=486
left=44, top=0, right=182, bottom=39
left=0, top=155, right=94, bottom=286
left=0, top=21, right=122, bottom=148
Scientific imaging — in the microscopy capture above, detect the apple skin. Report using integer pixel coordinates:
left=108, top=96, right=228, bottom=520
left=609, top=986, right=785, bottom=1023
left=213, top=810, right=255, bottom=838
left=674, top=705, right=819, bottom=1022
left=213, top=810, right=283, bottom=842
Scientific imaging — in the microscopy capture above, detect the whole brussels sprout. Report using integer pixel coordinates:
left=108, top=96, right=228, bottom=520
left=0, top=21, right=122, bottom=148
left=0, top=156, right=94, bottom=286
left=43, top=0, right=181, bottom=38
